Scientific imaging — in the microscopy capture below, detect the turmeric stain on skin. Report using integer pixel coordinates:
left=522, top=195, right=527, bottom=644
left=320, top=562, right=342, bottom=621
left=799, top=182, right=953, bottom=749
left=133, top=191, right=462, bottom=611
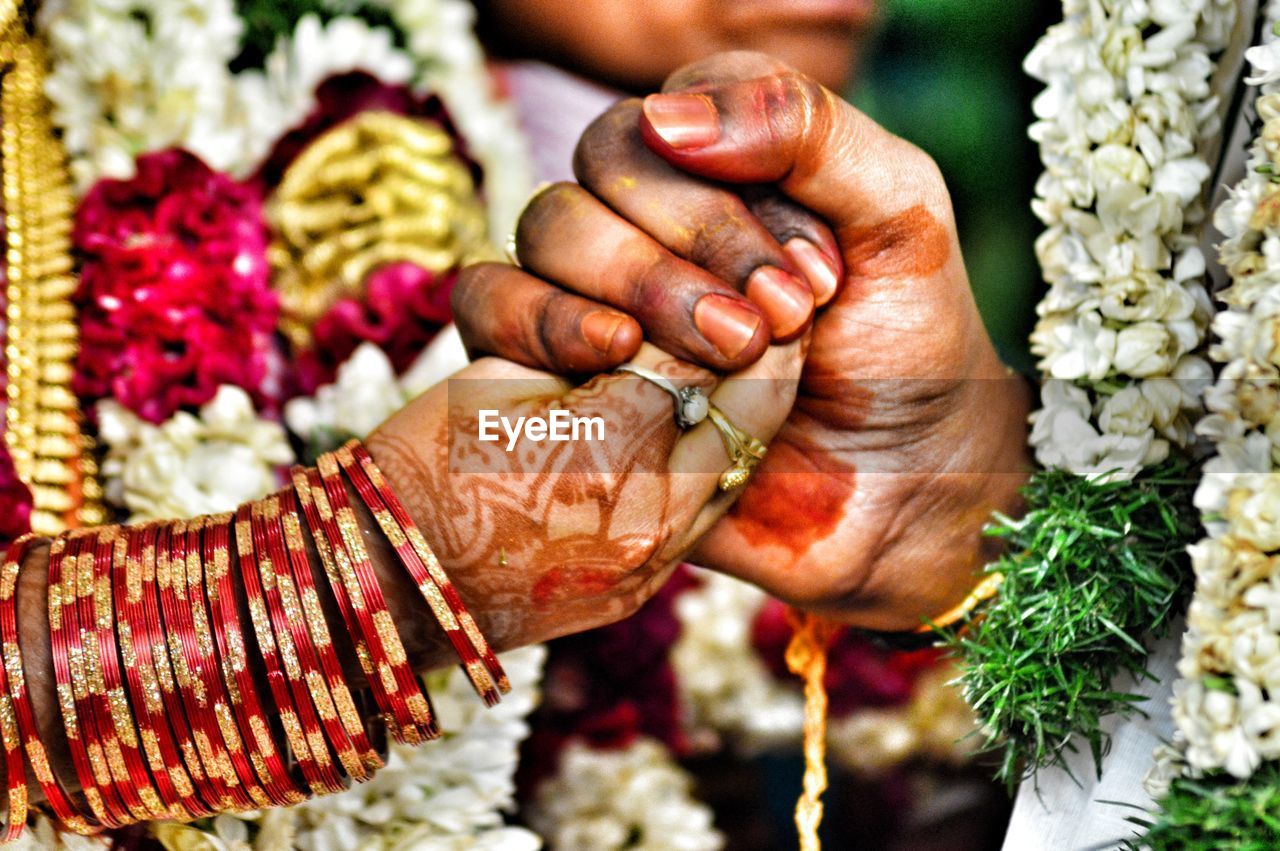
left=841, top=204, right=951, bottom=279
left=728, top=440, right=856, bottom=559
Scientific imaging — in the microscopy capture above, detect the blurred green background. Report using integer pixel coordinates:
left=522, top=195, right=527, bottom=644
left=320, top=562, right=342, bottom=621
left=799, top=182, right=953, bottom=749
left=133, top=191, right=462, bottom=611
left=853, top=0, right=1058, bottom=373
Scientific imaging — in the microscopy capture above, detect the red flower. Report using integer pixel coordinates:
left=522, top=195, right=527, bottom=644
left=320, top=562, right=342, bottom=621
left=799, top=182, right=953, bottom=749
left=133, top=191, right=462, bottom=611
left=73, top=150, right=278, bottom=423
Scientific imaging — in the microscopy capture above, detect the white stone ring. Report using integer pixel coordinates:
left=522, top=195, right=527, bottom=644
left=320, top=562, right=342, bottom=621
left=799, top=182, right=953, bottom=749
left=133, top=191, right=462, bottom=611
left=615, top=364, right=709, bottom=428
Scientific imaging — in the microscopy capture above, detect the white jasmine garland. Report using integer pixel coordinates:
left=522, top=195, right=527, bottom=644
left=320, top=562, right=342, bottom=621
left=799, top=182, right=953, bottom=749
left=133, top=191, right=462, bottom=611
left=1025, top=0, right=1235, bottom=482
left=1150, top=3, right=1280, bottom=804
left=527, top=737, right=723, bottom=851
left=96, top=385, right=294, bottom=521
left=39, top=0, right=249, bottom=191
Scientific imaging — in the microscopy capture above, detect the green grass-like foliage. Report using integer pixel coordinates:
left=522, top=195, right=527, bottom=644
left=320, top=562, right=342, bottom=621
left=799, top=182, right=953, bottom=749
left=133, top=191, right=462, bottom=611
left=946, top=461, right=1199, bottom=790
left=1126, top=764, right=1280, bottom=850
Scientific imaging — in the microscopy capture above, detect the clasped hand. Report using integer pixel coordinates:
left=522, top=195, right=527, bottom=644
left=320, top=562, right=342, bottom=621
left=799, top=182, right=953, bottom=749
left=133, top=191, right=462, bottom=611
left=371, top=52, right=1030, bottom=657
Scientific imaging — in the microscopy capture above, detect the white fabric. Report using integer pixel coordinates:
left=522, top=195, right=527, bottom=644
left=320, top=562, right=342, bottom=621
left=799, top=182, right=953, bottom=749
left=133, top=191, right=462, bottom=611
left=1002, top=633, right=1179, bottom=851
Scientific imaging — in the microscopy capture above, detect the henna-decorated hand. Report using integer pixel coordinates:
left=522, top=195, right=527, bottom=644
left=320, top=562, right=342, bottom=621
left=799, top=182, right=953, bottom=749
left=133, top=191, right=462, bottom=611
left=364, top=332, right=805, bottom=661
left=452, top=52, right=1031, bottom=630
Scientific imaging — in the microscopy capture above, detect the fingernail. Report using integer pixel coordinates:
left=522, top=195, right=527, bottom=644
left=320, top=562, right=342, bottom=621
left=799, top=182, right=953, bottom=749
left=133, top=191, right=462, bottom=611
left=643, top=94, right=720, bottom=149
left=581, top=310, right=625, bottom=355
left=745, top=266, right=814, bottom=339
left=784, top=238, right=841, bottom=305
left=693, top=293, right=762, bottom=359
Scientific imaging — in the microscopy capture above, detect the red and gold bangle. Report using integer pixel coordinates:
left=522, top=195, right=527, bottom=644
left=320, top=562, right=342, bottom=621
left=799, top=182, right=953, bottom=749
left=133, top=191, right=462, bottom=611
left=0, top=536, right=31, bottom=842
left=138, top=522, right=216, bottom=812
left=306, top=465, right=438, bottom=745
left=85, top=528, right=165, bottom=821
left=0, top=535, right=94, bottom=835
left=290, top=470, right=382, bottom=722
left=290, top=470, right=394, bottom=763
left=68, top=528, right=141, bottom=824
left=179, top=518, right=274, bottom=810
left=48, top=532, right=121, bottom=827
left=338, top=442, right=509, bottom=705
left=170, top=519, right=259, bottom=811
left=65, top=530, right=131, bottom=825
left=154, top=521, right=239, bottom=812
left=201, top=515, right=303, bottom=807
left=113, top=523, right=207, bottom=821
left=247, top=499, right=350, bottom=790
left=268, top=491, right=380, bottom=777
left=234, top=503, right=335, bottom=796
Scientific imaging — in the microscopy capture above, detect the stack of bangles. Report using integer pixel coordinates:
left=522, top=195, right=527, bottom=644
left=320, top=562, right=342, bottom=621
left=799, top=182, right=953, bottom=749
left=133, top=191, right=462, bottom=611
left=0, top=440, right=508, bottom=840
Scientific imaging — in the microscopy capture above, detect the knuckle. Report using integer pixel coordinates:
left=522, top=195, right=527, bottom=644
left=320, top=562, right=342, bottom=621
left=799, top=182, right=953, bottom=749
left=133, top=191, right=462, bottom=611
left=573, top=99, right=644, bottom=186
left=625, top=253, right=689, bottom=315
left=683, top=198, right=764, bottom=272
left=514, top=182, right=582, bottom=250
left=780, top=72, right=831, bottom=137
left=449, top=263, right=498, bottom=323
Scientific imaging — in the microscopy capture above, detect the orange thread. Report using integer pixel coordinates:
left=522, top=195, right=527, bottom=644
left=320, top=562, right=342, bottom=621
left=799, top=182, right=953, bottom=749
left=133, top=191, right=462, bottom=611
left=784, top=609, right=838, bottom=851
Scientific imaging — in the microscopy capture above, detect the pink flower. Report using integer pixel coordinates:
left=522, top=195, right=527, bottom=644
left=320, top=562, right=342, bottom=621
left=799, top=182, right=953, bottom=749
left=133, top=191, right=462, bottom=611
left=0, top=448, right=32, bottom=549
left=293, top=261, right=457, bottom=394
left=73, top=150, right=278, bottom=423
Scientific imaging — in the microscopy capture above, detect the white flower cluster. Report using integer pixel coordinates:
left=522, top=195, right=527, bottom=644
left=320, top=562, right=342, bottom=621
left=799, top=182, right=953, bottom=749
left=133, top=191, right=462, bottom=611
left=40, top=0, right=249, bottom=190
left=96, top=385, right=294, bottom=522
left=1151, top=16, right=1280, bottom=793
left=527, top=737, right=723, bottom=851
left=285, top=343, right=413, bottom=444
left=1024, top=0, right=1235, bottom=481
left=671, top=570, right=806, bottom=752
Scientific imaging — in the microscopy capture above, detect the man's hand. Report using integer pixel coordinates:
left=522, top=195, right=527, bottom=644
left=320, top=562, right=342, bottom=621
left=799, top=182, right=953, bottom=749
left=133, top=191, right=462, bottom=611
left=453, top=52, right=1030, bottom=630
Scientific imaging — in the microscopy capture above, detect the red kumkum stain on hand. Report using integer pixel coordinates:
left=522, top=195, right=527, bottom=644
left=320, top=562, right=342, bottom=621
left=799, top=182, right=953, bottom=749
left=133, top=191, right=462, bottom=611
left=532, top=566, right=618, bottom=607
left=841, top=204, right=951, bottom=279
left=727, top=441, right=855, bottom=560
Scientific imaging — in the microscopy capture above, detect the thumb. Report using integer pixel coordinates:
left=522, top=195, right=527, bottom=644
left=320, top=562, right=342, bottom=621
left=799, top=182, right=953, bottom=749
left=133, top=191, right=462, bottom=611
left=639, top=52, right=954, bottom=260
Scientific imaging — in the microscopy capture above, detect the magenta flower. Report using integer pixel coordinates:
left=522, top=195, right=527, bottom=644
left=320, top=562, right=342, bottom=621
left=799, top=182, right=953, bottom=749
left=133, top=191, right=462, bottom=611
left=73, top=150, right=279, bottom=423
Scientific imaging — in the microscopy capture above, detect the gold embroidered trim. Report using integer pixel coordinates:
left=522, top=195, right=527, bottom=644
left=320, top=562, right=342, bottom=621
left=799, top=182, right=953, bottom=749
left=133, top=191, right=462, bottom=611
left=1, top=13, right=102, bottom=534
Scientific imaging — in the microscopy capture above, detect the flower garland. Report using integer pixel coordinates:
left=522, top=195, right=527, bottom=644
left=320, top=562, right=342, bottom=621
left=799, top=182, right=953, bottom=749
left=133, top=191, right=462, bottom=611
left=1137, top=12, right=1280, bottom=844
left=956, top=0, right=1237, bottom=783
left=526, top=738, right=723, bottom=851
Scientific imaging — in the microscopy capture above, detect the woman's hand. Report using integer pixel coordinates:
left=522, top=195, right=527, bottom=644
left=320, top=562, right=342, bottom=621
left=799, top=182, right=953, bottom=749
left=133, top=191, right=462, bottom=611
left=452, top=52, right=1031, bottom=630
left=363, top=333, right=805, bottom=666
